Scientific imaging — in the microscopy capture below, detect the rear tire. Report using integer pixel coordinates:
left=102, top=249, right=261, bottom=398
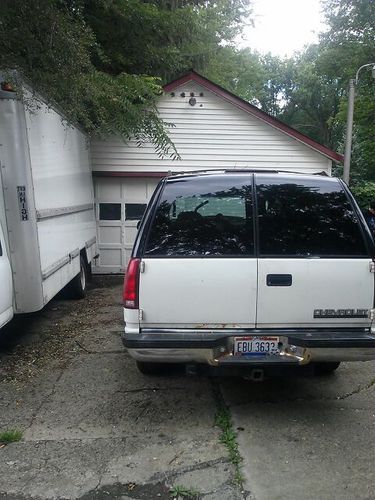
left=136, top=361, right=171, bottom=376
left=313, top=361, right=341, bottom=376
left=68, top=256, right=88, bottom=299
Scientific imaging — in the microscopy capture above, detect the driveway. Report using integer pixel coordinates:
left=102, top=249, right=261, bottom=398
left=222, top=362, right=375, bottom=500
left=0, top=277, right=374, bottom=500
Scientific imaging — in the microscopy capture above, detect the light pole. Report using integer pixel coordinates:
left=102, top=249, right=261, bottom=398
left=343, top=63, right=375, bottom=185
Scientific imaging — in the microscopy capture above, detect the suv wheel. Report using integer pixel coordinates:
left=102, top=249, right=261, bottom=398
left=313, top=361, right=341, bottom=376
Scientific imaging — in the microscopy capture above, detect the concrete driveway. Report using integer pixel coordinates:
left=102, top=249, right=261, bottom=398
left=0, top=277, right=374, bottom=500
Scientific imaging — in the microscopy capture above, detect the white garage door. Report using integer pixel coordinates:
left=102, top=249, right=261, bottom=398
left=93, top=177, right=160, bottom=273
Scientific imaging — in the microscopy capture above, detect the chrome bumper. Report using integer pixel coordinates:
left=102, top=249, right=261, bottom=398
left=123, top=328, right=375, bottom=365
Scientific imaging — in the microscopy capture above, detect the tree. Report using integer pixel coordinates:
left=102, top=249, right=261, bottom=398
left=0, top=0, right=178, bottom=157
left=204, top=47, right=287, bottom=116
left=318, top=0, right=375, bottom=181
left=264, top=0, right=375, bottom=185
left=279, top=46, right=343, bottom=149
left=82, top=0, right=250, bottom=82
left=0, top=0, right=251, bottom=157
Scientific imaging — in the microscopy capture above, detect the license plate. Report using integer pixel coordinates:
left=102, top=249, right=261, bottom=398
left=234, top=336, right=279, bottom=356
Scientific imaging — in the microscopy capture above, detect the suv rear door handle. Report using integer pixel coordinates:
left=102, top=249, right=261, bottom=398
left=266, top=274, right=292, bottom=286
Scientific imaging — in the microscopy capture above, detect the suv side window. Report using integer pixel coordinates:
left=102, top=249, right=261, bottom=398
left=256, top=176, right=368, bottom=257
left=144, top=175, right=254, bottom=256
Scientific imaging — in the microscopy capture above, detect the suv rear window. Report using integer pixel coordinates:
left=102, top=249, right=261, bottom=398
left=256, top=176, right=368, bottom=257
left=144, top=175, right=254, bottom=256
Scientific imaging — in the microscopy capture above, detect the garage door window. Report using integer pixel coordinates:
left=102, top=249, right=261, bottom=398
left=125, top=203, right=147, bottom=220
left=99, top=203, right=121, bottom=220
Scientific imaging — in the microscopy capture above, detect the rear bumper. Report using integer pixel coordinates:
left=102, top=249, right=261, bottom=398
left=123, top=328, right=375, bottom=365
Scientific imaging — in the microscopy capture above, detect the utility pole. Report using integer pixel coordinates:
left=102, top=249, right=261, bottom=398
left=343, top=79, right=355, bottom=185
left=343, top=63, right=375, bottom=186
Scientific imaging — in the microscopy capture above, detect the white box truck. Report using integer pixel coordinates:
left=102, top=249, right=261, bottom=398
left=0, top=81, right=97, bottom=330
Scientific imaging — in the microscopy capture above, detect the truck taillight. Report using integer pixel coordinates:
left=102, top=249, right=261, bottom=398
left=123, top=258, right=140, bottom=309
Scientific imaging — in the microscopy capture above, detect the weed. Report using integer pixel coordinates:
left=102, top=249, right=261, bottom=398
left=0, top=429, right=23, bottom=444
left=169, top=484, right=200, bottom=499
left=215, top=404, right=244, bottom=484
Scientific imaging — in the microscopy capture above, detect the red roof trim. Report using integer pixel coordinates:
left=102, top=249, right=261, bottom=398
left=164, top=70, right=343, bottom=163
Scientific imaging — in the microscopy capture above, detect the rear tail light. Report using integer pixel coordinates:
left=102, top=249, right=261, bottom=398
left=123, top=258, right=140, bottom=309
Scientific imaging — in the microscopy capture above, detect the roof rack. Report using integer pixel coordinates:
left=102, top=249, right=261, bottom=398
left=168, top=168, right=329, bottom=178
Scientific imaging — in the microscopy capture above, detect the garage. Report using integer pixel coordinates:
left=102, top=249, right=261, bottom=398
left=93, top=176, right=161, bottom=273
left=90, top=71, right=342, bottom=274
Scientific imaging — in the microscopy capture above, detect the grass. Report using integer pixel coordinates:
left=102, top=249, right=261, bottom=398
left=215, top=405, right=244, bottom=485
left=0, top=429, right=23, bottom=444
left=169, top=484, right=200, bottom=499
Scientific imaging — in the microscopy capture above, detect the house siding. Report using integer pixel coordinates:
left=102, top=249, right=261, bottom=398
left=91, top=81, right=331, bottom=174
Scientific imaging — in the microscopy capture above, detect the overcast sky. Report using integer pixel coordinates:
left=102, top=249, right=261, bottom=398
left=240, top=0, right=327, bottom=57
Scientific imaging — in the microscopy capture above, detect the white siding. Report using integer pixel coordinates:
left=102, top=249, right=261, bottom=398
left=91, top=81, right=331, bottom=174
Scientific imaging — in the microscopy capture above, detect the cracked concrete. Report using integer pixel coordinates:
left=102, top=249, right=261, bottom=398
left=1, top=276, right=374, bottom=499
left=221, top=363, right=375, bottom=500
left=0, top=277, right=242, bottom=500
left=336, top=378, right=375, bottom=400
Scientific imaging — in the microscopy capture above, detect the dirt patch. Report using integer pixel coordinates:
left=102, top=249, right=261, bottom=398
left=0, top=276, right=123, bottom=386
left=79, top=481, right=175, bottom=500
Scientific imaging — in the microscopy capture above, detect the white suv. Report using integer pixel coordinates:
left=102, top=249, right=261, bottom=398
left=123, top=171, right=375, bottom=377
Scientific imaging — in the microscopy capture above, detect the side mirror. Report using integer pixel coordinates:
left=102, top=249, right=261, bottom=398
left=137, top=220, right=141, bottom=230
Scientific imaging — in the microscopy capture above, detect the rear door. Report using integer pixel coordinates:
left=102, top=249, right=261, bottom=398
left=138, top=174, right=257, bottom=328
left=255, top=174, right=373, bottom=329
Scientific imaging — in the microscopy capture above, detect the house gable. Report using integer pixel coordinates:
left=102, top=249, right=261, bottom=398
left=164, top=71, right=343, bottom=164
left=91, top=72, right=341, bottom=175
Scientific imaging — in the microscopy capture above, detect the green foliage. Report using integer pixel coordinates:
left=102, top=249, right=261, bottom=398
left=0, top=0, right=251, bottom=157
left=254, top=0, right=375, bottom=182
left=169, top=485, right=200, bottom=499
left=279, top=46, right=344, bottom=148
left=317, top=0, right=375, bottom=180
left=0, top=430, right=23, bottom=444
left=0, top=0, right=372, bottom=180
left=204, top=47, right=288, bottom=116
left=215, top=404, right=244, bottom=484
left=0, top=0, right=179, bottom=158
left=350, top=182, right=375, bottom=211
left=321, top=0, right=374, bottom=48
left=84, top=0, right=251, bottom=82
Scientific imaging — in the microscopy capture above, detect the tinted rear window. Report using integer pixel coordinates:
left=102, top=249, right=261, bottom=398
left=144, top=175, right=254, bottom=256
left=256, top=176, right=368, bottom=257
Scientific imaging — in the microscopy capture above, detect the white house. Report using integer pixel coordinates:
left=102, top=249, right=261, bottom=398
left=91, top=70, right=343, bottom=273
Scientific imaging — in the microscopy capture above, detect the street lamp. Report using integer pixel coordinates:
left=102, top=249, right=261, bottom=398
left=343, top=63, right=375, bottom=185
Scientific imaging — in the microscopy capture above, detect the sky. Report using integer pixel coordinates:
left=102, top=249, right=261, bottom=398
left=240, top=0, right=327, bottom=57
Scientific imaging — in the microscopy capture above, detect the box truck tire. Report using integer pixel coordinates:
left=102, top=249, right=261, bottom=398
left=68, top=256, right=88, bottom=299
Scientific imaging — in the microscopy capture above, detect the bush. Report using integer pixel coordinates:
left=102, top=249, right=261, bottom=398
left=350, top=182, right=375, bottom=211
